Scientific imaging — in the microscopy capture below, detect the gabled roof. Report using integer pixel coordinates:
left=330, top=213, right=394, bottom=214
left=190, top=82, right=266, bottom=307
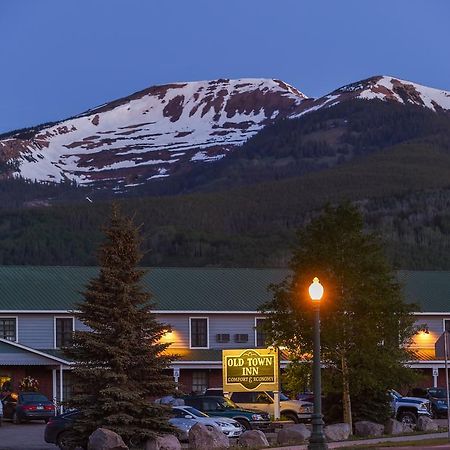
left=0, top=338, right=71, bottom=365
left=0, top=266, right=448, bottom=313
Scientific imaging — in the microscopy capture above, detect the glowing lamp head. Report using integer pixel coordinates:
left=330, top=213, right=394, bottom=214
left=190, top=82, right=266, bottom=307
left=309, top=277, right=324, bottom=301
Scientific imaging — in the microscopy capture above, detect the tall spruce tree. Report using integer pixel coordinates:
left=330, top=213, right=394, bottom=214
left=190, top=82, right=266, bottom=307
left=261, top=203, right=421, bottom=429
left=64, top=205, right=174, bottom=446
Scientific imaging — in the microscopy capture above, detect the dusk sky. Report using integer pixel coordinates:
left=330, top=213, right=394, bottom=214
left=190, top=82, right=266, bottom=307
left=1, top=0, right=450, bottom=132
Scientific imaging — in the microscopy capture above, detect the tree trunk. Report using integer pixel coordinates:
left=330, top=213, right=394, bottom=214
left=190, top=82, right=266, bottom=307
left=342, top=354, right=353, bottom=434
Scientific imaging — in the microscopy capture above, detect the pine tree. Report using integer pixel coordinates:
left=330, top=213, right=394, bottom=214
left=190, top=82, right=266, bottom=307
left=64, top=204, right=174, bottom=446
left=261, top=203, right=420, bottom=429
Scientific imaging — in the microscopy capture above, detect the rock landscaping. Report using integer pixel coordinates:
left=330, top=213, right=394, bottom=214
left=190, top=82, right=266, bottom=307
left=188, top=422, right=229, bottom=449
left=238, top=430, right=269, bottom=448
left=276, top=423, right=311, bottom=445
left=87, top=428, right=128, bottom=450
left=354, top=420, right=384, bottom=437
left=324, top=422, right=351, bottom=441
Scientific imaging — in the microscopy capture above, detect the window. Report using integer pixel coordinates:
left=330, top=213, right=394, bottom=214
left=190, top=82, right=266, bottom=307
left=0, top=318, right=17, bottom=341
left=55, top=317, right=74, bottom=348
left=192, top=370, right=208, bottom=394
left=445, top=319, right=450, bottom=332
left=231, top=391, right=254, bottom=402
left=255, top=318, right=267, bottom=347
left=234, top=333, right=248, bottom=343
left=190, top=318, right=208, bottom=348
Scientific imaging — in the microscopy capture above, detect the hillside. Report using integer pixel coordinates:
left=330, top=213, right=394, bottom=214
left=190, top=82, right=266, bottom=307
left=0, top=75, right=449, bottom=269
left=0, top=139, right=449, bottom=268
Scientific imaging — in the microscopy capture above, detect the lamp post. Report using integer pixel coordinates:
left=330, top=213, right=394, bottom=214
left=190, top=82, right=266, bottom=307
left=308, top=277, right=328, bottom=450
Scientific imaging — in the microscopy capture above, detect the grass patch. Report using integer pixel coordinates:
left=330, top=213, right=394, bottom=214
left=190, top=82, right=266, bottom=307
left=336, top=437, right=449, bottom=449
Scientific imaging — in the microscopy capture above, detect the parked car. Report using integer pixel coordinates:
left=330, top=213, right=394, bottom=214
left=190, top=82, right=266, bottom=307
left=183, top=395, right=272, bottom=431
left=173, top=405, right=243, bottom=438
left=0, top=396, right=3, bottom=426
left=2, top=392, right=55, bottom=424
left=204, top=387, right=313, bottom=423
left=45, top=406, right=239, bottom=447
left=389, top=389, right=431, bottom=425
left=44, top=409, right=79, bottom=449
left=410, top=387, right=448, bottom=419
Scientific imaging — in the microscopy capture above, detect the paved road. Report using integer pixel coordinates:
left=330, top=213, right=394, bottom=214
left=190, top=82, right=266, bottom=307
left=0, top=421, right=55, bottom=450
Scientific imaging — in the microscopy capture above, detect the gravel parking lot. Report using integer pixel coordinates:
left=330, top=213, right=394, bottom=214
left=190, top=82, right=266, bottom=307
left=0, top=421, right=55, bottom=450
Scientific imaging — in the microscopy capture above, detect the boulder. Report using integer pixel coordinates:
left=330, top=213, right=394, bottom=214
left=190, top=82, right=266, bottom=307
left=88, top=428, right=128, bottom=450
left=384, top=418, right=414, bottom=435
left=144, top=435, right=181, bottom=450
left=238, top=430, right=269, bottom=448
left=324, top=423, right=351, bottom=441
left=188, top=422, right=229, bottom=449
left=277, top=423, right=311, bottom=445
left=417, top=416, right=439, bottom=432
left=354, top=421, right=384, bottom=437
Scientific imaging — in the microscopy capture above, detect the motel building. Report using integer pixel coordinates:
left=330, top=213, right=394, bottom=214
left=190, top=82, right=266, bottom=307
left=0, top=266, right=449, bottom=407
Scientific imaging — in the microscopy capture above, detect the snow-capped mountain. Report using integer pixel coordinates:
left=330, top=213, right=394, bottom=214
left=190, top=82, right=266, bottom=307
left=1, top=75, right=450, bottom=192
left=292, top=75, right=450, bottom=117
left=0, top=79, right=306, bottom=189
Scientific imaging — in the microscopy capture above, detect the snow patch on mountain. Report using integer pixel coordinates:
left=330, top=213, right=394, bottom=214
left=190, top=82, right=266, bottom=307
left=1, top=78, right=306, bottom=188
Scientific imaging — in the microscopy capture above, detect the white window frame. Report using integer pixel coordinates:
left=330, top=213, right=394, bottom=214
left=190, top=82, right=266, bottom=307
left=254, top=317, right=267, bottom=348
left=189, top=317, right=209, bottom=349
left=0, top=316, right=18, bottom=343
left=54, top=316, right=75, bottom=349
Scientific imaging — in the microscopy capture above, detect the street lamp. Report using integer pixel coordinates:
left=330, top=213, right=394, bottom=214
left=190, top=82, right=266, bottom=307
left=308, top=277, right=328, bottom=450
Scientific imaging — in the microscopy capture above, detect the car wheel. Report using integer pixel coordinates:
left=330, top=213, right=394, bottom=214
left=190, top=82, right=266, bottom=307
left=236, top=419, right=251, bottom=430
left=398, top=411, right=417, bottom=426
left=13, top=412, right=21, bottom=424
left=283, top=412, right=299, bottom=423
left=57, top=431, right=73, bottom=450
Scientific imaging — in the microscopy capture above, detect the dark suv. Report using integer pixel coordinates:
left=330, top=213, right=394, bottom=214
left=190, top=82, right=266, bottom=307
left=2, top=392, right=55, bottom=424
left=183, top=395, right=272, bottom=431
left=410, top=387, right=448, bottom=419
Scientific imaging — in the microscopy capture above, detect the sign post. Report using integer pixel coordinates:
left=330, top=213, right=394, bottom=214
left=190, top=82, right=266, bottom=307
left=222, top=347, right=280, bottom=418
left=444, top=331, right=450, bottom=441
left=435, top=331, right=450, bottom=440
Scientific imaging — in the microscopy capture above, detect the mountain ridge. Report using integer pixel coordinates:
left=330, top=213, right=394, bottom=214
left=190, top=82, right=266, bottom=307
left=1, top=75, right=450, bottom=194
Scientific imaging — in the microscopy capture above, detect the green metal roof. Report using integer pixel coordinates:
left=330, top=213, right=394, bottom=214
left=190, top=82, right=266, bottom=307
left=0, top=266, right=287, bottom=312
left=0, top=266, right=448, bottom=313
left=397, top=270, right=450, bottom=312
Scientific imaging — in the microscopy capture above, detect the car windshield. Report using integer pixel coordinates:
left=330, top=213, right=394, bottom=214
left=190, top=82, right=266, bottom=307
left=429, top=388, right=448, bottom=399
left=21, top=393, right=49, bottom=403
left=219, top=397, right=239, bottom=409
left=182, top=406, right=209, bottom=418
left=266, top=391, right=290, bottom=401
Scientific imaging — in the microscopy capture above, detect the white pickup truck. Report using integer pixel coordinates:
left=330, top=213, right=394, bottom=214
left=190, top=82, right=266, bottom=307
left=204, top=388, right=313, bottom=423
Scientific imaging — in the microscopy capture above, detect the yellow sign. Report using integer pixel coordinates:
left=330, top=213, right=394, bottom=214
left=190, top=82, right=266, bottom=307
left=222, top=348, right=279, bottom=392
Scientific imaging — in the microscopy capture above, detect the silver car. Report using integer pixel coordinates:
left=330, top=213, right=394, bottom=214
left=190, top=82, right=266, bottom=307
left=172, top=406, right=243, bottom=438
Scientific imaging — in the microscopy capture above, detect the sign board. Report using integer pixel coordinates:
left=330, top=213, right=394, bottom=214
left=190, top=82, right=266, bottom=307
left=222, top=348, right=279, bottom=392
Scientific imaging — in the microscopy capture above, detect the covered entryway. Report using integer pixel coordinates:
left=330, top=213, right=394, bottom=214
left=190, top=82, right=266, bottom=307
left=0, top=338, right=71, bottom=412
